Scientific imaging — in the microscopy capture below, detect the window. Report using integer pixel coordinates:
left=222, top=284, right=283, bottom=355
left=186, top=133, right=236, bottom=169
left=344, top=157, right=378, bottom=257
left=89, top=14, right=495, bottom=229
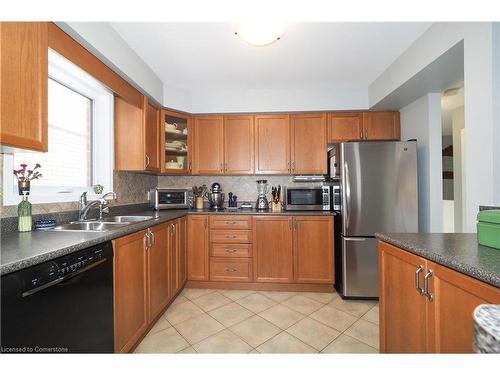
left=3, top=50, right=114, bottom=205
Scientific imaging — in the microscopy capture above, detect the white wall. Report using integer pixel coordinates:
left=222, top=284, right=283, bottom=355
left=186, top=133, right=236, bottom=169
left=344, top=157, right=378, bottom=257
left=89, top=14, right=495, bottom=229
left=400, top=93, right=443, bottom=233
left=187, top=86, right=368, bottom=114
left=371, top=22, right=499, bottom=231
left=56, top=22, right=164, bottom=105
left=452, top=107, right=465, bottom=232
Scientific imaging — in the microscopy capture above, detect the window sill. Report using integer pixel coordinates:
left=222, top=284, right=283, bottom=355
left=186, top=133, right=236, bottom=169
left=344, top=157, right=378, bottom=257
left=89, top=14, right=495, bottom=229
left=3, top=193, right=106, bottom=206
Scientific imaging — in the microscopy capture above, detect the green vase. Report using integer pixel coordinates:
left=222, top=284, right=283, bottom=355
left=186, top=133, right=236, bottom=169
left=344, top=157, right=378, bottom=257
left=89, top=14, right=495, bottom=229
left=18, top=195, right=32, bottom=232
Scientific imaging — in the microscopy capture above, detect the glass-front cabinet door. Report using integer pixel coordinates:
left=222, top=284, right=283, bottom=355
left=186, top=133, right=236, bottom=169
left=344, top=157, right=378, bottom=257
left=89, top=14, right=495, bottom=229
left=161, top=109, right=192, bottom=174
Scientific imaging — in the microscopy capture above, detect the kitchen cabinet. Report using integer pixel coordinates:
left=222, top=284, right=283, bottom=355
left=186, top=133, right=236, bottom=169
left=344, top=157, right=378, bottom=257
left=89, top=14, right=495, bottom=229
left=293, top=216, right=334, bottom=284
left=168, top=217, right=187, bottom=297
left=291, top=113, right=327, bottom=174
left=192, top=115, right=224, bottom=175
left=144, top=99, right=161, bottom=172
left=379, top=241, right=428, bottom=353
left=253, top=216, right=294, bottom=283
left=223, top=115, right=254, bottom=174
left=113, top=230, right=149, bottom=353
left=114, top=95, right=146, bottom=171
left=362, top=111, right=400, bottom=140
left=327, top=112, right=363, bottom=143
left=1, top=22, right=48, bottom=152
left=254, top=114, right=291, bottom=174
left=379, top=241, right=500, bottom=353
left=162, top=109, right=192, bottom=174
left=147, top=225, right=170, bottom=322
left=187, top=215, right=209, bottom=281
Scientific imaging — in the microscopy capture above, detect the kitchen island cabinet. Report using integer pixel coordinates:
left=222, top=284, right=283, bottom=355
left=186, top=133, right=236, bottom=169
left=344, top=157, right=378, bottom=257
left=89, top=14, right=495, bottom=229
left=379, top=240, right=500, bottom=353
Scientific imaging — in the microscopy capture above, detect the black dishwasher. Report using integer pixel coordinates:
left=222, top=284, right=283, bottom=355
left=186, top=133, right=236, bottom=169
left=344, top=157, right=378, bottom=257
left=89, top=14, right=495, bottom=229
left=1, top=242, right=114, bottom=353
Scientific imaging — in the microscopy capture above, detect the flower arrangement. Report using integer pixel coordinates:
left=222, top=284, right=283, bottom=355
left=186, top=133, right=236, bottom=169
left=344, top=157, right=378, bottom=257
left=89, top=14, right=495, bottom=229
left=13, top=163, right=42, bottom=182
left=14, top=163, right=42, bottom=195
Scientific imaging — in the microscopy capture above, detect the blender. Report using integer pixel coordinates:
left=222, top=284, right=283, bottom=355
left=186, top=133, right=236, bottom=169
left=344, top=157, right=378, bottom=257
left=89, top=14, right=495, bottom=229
left=255, top=180, right=270, bottom=210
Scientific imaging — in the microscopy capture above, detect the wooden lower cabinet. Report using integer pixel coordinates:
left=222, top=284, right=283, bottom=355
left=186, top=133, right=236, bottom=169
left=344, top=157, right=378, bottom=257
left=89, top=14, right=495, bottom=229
left=293, top=216, right=334, bottom=284
left=187, top=215, right=209, bottom=281
left=379, top=241, right=428, bottom=353
left=113, top=230, right=149, bottom=353
left=253, top=217, right=294, bottom=283
left=379, top=241, right=500, bottom=353
left=147, top=224, right=170, bottom=323
left=210, top=257, right=252, bottom=282
left=113, top=220, right=186, bottom=353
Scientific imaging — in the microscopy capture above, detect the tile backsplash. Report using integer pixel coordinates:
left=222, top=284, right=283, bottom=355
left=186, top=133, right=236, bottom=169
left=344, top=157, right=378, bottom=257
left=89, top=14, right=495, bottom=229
left=157, top=175, right=296, bottom=202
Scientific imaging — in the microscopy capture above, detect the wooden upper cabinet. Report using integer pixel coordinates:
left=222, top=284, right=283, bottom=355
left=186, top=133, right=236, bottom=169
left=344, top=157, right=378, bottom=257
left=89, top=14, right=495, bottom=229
left=363, top=111, right=400, bottom=140
left=223, top=115, right=254, bottom=174
left=253, top=216, right=294, bottom=283
left=161, top=109, right=192, bottom=174
left=379, top=241, right=428, bottom=353
left=113, top=230, right=148, bottom=353
left=144, top=99, right=160, bottom=172
left=187, top=215, right=209, bottom=281
left=328, top=112, right=363, bottom=143
left=427, top=261, right=500, bottom=353
left=293, top=216, right=334, bottom=284
left=254, top=114, right=290, bottom=174
left=192, top=116, right=224, bottom=175
left=291, top=113, right=327, bottom=174
left=114, top=96, right=145, bottom=171
left=0, top=22, right=48, bottom=152
left=147, top=224, right=169, bottom=322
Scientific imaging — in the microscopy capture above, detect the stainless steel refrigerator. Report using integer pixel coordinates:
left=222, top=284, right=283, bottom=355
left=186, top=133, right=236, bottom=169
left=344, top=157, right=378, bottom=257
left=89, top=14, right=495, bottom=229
left=333, top=141, right=418, bottom=299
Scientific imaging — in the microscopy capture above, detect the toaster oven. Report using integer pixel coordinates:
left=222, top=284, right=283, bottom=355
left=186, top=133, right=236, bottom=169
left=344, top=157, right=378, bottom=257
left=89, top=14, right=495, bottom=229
left=148, top=188, right=192, bottom=210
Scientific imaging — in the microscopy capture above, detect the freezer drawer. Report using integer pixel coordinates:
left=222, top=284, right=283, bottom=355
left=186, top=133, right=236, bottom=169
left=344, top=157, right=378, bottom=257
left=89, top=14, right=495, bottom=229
left=342, top=237, right=379, bottom=298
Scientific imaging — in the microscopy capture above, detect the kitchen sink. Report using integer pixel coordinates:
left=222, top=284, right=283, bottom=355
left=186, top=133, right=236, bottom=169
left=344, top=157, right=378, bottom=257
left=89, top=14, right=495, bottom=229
left=49, top=222, right=129, bottom=232
left=101, top=215, right=156, bottom=223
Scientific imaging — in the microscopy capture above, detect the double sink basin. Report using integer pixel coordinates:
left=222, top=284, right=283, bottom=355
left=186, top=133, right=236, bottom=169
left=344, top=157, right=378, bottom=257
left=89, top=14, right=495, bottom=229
left=48, top=215, right=156, bottom=233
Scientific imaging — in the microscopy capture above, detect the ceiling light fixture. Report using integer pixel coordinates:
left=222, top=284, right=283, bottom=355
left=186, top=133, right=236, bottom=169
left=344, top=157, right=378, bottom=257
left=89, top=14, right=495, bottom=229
left=234, top=21, right=286, bottom=46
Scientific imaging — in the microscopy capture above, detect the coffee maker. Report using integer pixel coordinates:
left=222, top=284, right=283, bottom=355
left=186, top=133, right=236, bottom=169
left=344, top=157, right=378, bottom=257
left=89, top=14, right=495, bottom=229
left=205, top=182, right=225, bottom=210
left=255, top=180, right=270, bottom=210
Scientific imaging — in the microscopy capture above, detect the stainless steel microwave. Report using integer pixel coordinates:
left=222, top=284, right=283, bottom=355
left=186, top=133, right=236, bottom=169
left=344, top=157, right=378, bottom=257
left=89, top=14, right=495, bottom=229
left=283, top=186, right=331, bottom=211
left=148, top=188, right=192, bottom=210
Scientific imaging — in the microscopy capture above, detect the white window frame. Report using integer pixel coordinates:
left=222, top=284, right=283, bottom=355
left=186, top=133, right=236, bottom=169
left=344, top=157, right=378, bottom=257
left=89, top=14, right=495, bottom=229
left=3, top=49, right=114, bottom=205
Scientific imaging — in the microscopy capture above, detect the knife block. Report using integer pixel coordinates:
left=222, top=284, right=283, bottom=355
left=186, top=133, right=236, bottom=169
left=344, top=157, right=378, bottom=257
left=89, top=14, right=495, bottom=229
left=271, top=201, right=281, bottom=212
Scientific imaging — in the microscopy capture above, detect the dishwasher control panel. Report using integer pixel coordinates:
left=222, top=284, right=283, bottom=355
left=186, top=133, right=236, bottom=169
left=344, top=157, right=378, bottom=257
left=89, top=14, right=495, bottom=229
left=22, top=242, right=111, bottom=293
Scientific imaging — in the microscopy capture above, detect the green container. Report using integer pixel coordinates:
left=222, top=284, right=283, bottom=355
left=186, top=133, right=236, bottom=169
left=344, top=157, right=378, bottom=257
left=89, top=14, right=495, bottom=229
left=477, top=210, right=500, bottom=249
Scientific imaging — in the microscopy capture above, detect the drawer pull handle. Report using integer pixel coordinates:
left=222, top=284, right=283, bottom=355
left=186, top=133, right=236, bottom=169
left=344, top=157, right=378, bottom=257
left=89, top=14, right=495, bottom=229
left=225, top=267, right=237, bottom=273
left=225, top=235, right=237, bottom=239
left=225, top=249, right=237, bottom=253
left=225, top=221, right=237, bottom=224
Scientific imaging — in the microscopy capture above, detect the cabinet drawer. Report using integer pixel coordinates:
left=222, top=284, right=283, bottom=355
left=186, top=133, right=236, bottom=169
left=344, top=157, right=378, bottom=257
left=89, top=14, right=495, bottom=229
left=209, top=258, right=252, bottom=282
left=210, top=243, right=252, bottom=258
left=210, top=230, right=252, bottom=243
left=209, top=216, right=252, bottom=230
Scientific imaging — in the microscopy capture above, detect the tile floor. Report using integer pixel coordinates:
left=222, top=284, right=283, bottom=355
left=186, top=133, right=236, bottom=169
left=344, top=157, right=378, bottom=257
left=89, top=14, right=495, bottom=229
left=134, top=288, right=379, bottom=354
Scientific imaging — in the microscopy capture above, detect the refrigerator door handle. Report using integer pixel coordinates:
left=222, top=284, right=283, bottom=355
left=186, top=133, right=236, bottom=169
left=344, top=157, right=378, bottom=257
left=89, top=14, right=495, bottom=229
left=344, top=162, right=351, bottom=232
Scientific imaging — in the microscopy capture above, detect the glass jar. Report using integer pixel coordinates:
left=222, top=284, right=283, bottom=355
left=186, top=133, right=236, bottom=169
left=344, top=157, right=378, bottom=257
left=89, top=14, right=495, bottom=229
left=18, top=194, right=32, bottom=232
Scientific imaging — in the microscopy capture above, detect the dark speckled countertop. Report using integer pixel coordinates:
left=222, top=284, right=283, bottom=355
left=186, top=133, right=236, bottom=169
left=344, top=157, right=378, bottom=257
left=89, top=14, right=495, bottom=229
left=375, top=233, right=500, bottom=288
left=1, top=208, right=336, bottom=276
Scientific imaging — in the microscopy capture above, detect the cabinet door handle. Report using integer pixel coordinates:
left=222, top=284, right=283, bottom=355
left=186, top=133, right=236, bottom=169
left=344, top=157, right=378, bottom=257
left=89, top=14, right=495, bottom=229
left=225, top=249, right=237, bottom=253
left=360, top=130, right=363, bottom=139
left=220, top=163, right=223, bottom=173
left=415, top=265, right=424, bottom=294
left=423, top=269, right=433, bottom=301
left=291, top=161, right=295, bottom=173
left=225, top=267, right=237, bottom=273
left=150, top=231, right=155, bottom=246
left=173, top=224, right=176, bottom=235
left=287, top=161, right=291, bottom=173
left=288, top=219, right=292, bottom=230
left=145, top=155, right=150, bottom=168
left=365, top=129, right=368, bottom=139
left=144, top=231, right=151, bottom=250
left=188, top=162, right=192, bottom=171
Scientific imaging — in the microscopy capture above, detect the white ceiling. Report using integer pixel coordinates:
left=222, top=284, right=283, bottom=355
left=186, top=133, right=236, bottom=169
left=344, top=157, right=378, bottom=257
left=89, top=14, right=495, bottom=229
left=111, top=22, right=432, bottom=93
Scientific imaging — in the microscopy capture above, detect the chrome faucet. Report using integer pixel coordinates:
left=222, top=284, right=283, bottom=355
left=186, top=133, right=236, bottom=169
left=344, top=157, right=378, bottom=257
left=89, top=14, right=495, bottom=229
left=78, top=191, right=117, bottom=221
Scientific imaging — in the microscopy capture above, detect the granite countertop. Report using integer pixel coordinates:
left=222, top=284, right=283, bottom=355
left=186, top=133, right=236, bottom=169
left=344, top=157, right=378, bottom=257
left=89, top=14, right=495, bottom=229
left=1, top=208, right=336, bottom=275
left=375, top=233, right=500, bottom=288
